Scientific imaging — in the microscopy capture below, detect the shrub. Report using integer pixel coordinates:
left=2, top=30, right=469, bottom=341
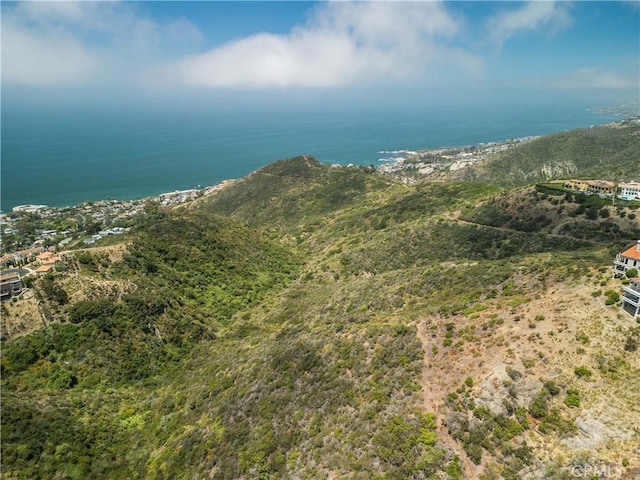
left=574, top=366, right=592, bottom=379
left=506, top=366, right=522, bottom=381
left=575, top=332, right=590, bottom=345
left=604, top=290, right=620, bottom=305
left=626, top=268, right=638, bottom=278
left=564, top=388, right=580, bottom=408
left=48, top=368, right=78, bottom=389
left=68, top=299, right=116, bottom=324
left=543, top=380, right=560, bottom=396
left=529, top=392, right=548, bottom=419
left=522, top=358, right=535, bottom=369
left=538, top=409, right=577, bottom=436
left=624, top=327, right=640, bottom=352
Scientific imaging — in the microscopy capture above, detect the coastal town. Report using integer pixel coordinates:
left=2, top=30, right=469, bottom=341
left=0, top=180, right=235, bottom=258
left=377, top=135, right=539, bottom=177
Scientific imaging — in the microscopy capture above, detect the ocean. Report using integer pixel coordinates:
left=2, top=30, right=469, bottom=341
left=0, top=95, right=627, bottom=211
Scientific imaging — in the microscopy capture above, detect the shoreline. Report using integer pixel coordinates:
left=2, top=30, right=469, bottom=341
left=2, top=114, right=638, bottom=214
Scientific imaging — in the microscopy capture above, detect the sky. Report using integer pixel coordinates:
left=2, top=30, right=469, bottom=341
left=1, top=1, right=639, bottom=111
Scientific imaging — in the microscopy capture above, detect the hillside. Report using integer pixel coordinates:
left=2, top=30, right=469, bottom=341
left=2, top=148, right=640, bottom=479
left=440, top=120, right=640, bottom=186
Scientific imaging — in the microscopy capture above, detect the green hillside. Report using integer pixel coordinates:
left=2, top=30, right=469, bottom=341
left=452, top=120, right=640, bottom=185
left=3, top=133, right=640, bottom=478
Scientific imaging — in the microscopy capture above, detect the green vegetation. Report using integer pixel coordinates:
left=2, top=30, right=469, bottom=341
left=574, top=366, right=593, bottom=379
left=477, top=122, right=640, bottom=186
left=604, top=290, right=621, bottom=306
left=564, top=388, right=581, bottom=408
left=3, top=125, right=639, bottom=479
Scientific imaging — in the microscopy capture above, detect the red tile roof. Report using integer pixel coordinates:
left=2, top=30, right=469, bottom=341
left=621, top=243, right=640, bottom=261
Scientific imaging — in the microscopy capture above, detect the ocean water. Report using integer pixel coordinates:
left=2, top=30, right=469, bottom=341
left=0, top=97, right=624, bottom=211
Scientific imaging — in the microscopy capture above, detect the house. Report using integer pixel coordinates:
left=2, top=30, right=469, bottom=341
left=34, top=264, right=55, bottom=275
left=0, top=254, right=14, bottom=268
left=618, top=181, right=640, bottom=201
left=587, top=180, right=615, bottom=197
left=1, top=272, right=24, bottom=301
left=37, top=251, right=57, bottom=263
left=621, top=277, right=640, bottom=319
left=613, top=240, right=640, bottom=278
left=563, top=179, right=590, bottom=192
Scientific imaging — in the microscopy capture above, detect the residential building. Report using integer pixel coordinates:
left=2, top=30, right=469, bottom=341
left=619, top=181, right=640, bottom=201
left=1, top=273, right=23, bottom=301
left=587, top=180, right=615, bottom=196
left=34, top=264, right=55, bottom=275
left=613, top=240, right=640, bottom=278
left=563, top=179, right=590, bottom=192
left=621, top=277, right=640, bottom=319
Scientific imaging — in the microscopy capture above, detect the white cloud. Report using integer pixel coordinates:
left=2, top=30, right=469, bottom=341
left=2, top=16, right=99, bottom=85
left=160, top=1, right=481, bottom=89
left=486, top=1, right=573, bottom=46
left=1, top=1, right=203, bottom=86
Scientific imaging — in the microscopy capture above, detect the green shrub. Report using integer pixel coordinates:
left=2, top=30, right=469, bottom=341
left=574, top=366, right=592, bottom=379
left=543, top=380, right=560, bottom=396
left=529, top=392, right=548, bottom=419
left=47, top=368, right=78, bottom=389
left=626, top=268, right=638, bottom=278
left=564, top=388, right=580, bottom=408
left=604, top=290, right=620, bottom=305
left=538, top=409, right=577, bottom=436
left=575, top=331, right=590, bottom=345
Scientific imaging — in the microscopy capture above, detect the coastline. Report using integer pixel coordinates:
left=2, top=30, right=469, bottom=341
left=3, top=101, right=635, bottom=211
left=3, top=112, right=639, bottom=214
left=1, top=115, right=639, bottom=258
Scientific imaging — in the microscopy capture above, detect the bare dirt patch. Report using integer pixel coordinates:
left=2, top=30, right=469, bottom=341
left=417, top=271, right=640, bottom=478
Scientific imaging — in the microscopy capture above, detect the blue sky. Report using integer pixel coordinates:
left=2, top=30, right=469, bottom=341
left=1, top=1, right=638, bottom=109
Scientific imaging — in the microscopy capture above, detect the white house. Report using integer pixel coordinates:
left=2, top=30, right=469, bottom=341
left=613, top=240, right=640, bottom=278
left=618, top=182, right=640, bottom=201
left=622, top=277, right=640, bottom=319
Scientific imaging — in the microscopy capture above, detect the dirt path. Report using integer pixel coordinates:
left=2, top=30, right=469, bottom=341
left=416, top=321, right=481, bottom=479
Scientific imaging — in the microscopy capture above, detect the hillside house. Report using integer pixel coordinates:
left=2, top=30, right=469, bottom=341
left=563, top=179, right=589, bottom=192
left=622, top=277, right=640, bottom=319
left=619, top=181, right=640, bottom=201
left=587, top=180, right=615, bottom=197
left=613, top=241, right=640, bottom=278
left=1, top=273, right=23, bottom=301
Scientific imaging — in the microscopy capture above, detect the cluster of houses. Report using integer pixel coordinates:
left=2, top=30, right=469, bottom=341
left=613, top=240, right=640, bottom=319
left=83, top=227, right=128, bottom=245
left=0, top=249, right=62, bottom=301
left=0, top=246, right=44, bottom=269
left=563, top=179, right=640, bottom=201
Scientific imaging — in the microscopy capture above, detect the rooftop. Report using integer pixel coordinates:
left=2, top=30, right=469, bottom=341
left=621, top=243, right=640, bottom=261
